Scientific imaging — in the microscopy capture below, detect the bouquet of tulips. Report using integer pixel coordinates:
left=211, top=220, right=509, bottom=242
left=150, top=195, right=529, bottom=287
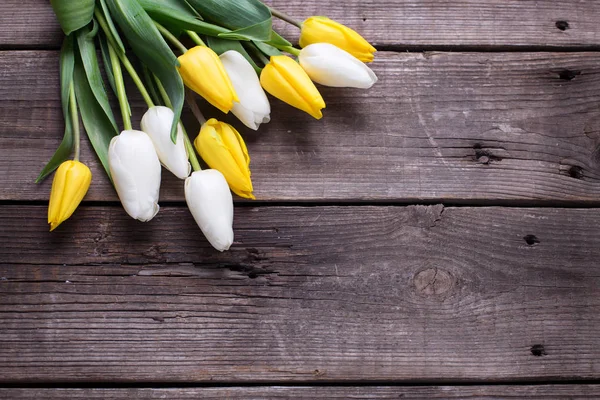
left=42, top=0, right=378, bottom=251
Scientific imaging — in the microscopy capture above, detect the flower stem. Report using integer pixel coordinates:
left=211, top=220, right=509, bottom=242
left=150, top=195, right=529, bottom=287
left=185, top=90, right=207, bottom=125
left=186, top=31, right=206, bottom=47
left=69, top=81, right=81, bottom=162
left=118, top=51, right=155, bottom=109
left=154, top=76, right=202, bottom=172
left=269, top=7, right=302, bottom=28
left=246, top=44, right=270, bottom=66
left=275, top=45, right=301, bottom=57
left=154, top=21, right=188, bottom=54
left=108, top=43, right=132, bottom=131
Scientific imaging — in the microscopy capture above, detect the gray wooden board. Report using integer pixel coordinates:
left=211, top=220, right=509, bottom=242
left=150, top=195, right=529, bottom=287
left=3, top=385, right=600, bottom=399
left=1, top=205, right=599, bottom=382
left=2, top=0, right=600, bottom=49
left=1, top=51, right=600, bottom=203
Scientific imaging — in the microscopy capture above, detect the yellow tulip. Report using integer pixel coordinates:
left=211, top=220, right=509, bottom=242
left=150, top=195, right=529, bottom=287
left=48, top=160, right=92, bottom=231
left=299, top=17, right=377, bottom=63
left=178, top=46, right=239, bottom=113
left=194, top=119, right=255, bottom=199
left=260, top=55, right=325, bottom=120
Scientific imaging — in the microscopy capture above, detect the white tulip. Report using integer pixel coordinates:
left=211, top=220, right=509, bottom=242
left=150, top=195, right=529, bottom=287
left=185, top=169, right=234, bottom=252
left=109, top=130, right=161, bottom=222
left=141, top=106, right=191, bottom=180
left=219, top=50, right=271, bottom=130
left=299, top=43, right=378, bottom=89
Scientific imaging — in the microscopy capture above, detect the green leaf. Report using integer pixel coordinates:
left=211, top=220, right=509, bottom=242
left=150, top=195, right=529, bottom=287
left=97, top=33, right=118, bottom=98
left=266, top=31, right=292, bottom=48
left=187, top=0, right=273, bottom=42
left=106, top=0, right=184, bottom=141
left=36, top=35, right=76, bottom=183
left=137, top=0, right=230, bottom=37
left=50, top=0, right=95, bottom=35
left=76, top=23, right=119, bottom=134
left=253, top=40, right=282, bottom=57
left=73, top=55, right=118, bottom=180
left=98, top=0, right=126, bottom=54
left=207, top=36, right=261, bottom=73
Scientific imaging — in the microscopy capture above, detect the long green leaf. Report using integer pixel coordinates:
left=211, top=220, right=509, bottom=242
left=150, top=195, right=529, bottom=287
left=73, top=56, right=118, bottom=180
left=106, top=0, right=184, bottom=141
left=76, top=23, right=119, bottom=134
left=98, top=0, right=126, bottom=53
left=137, top=0, right=230, bottom=37
left=36, top=35, right=76, bottom=182
left=253, top=40, right=282, bottom=57
left=50, top=0, right=95, bottom=35
left=187, top=0, right=273, bottom=42
left=267, top=31, right=292, bottom=48
left=138, top=0, right=231, bottom=37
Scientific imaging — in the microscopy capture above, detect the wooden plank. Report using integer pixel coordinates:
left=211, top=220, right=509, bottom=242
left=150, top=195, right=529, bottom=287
left=3, top=385, right=600, bottom=399
left=1, top=205, right=599, bottom=382
left=3, top=0, right=600, bottom=49
left=2, top=51, right=600, bottom=203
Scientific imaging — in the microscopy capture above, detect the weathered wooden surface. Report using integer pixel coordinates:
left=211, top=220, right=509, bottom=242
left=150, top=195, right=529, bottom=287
left=2, top=51, right=600, bottom=203
left=3, top=385, right=600, bottom=399
left=3, top=0, right=600, bottom=49
left=1, top=205, right=599, bottom=382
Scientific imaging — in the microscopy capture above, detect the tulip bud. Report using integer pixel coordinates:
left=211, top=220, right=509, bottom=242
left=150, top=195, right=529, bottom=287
left=185, top=169, right=234, bottom=252
left=141, top=106, right=191, bottom=179
left=299, top=43, right=378, bottom=89
left=48, top=160, right=92, bottom=231
left=260, top=55, right=325, bottom=120
left=109, top=130, right=161, bottom=222
left=219, top=50, right=271, bottom=131
left=299, top=16, right=377, bottom=63
left=178, top=46, right=239, bottom=114
left=194, top=119, right=255, bottom=199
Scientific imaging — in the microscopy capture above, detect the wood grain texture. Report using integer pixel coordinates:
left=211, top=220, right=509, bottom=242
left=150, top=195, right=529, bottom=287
left=3, top=0, right=600, bottom=49
left=1, top=205, right=599, bottom=382
left=3, top=385, right=600, bottom=399
left=2, top=51, right=600, bottom=203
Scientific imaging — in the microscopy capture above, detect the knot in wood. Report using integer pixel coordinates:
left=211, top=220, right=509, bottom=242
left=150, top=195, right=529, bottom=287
left=413, top=268, right=454, bottom=297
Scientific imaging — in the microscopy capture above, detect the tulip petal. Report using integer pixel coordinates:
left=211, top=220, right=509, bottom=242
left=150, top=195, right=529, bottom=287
left=220, top=50, right=271, bottom=130
left=48, top=160, right=92, bottom=231
left=299, top=43, right=378, bottom=89
left=195, top=119, right=255, bottom=199
left=109, top=130, right=161, bottom=222
left=185, top=170, right=234, bottom=252
left=260, top=56, right=325, bottom=120
left=141, top=106, right=191, bottom=179
left=178, top=46, right=239, bottom=114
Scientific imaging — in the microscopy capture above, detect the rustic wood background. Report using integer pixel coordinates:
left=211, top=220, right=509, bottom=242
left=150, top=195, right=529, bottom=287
left=1, top=0, right=599, bottom=398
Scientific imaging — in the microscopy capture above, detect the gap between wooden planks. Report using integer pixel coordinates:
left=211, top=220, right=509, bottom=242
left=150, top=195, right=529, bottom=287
left=0, top=205, right=598, bottom=383
left=2, top=0, right=600, bottom=49
left=2, top=385, right=600, bottom=399
left=1, top=51, right=600, bottom=203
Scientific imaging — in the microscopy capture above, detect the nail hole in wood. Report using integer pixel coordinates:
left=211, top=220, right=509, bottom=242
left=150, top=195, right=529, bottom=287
left=531, top=344, right=547, bottom=356
left=248, top=272, right=258, bottom=279
left=555, top=20, right=569, bottom=31
left=524, top=235, right=540, bottom=246
left=568, top=165, right=584, bottom=179
left=473, top=144, right=502, bottom=164
left=558, top=69, right=581, bottom=81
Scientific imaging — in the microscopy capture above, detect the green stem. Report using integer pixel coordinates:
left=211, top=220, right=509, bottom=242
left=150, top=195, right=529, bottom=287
left=69, top=81, right=81, bottom=162
left=118, top=52, right=155, bottom=109
left=108, top=43, right=132, bottom=131
left=154, top=21, right=188, bottom=54
left=269, top=7, right=302, bottom=28
left=246, top=44, right=270, bottom=66
left=94, top=8, right=119, bottom=51
left=277, top=45, right=301, bottom=57
left=155, top=76, right=202, bottom=172
left=185, top=90, right=207, bottom=125
left=186, top=31, right=206, bottom=47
